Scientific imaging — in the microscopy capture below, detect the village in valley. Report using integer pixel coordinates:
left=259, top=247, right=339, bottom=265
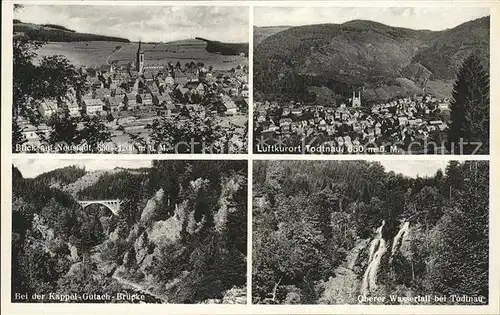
left=254, top=91, right=451, bottom=154
left=17, top=40, right=249, bottom=153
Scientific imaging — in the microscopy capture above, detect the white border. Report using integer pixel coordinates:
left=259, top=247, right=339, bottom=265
left=2, top=0, right=499, bottom=314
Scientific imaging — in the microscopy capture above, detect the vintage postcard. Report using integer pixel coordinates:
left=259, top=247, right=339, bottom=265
left=1, top=1, right=499, bottom=315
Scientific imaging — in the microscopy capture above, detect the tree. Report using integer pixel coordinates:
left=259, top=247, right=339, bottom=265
left=43, top=113, right=111, bottom=153
left=448, top=54, right=489, bottom=154
left=47, top=111, right=79, bottom=146
left=12, top=31, right=90, bottom=150
left=138, top=114, right=229, bottom=154
left=410, top=186, right=443, bottom=228
left=76, top=115, right=112, bottom=152
left=12, top=36, right=44, bottom=119
left=424, top=161, right=488, bottom=302
left=445, top=160, right=463, bottom=198
left=12, top=120, right=26, bottom=151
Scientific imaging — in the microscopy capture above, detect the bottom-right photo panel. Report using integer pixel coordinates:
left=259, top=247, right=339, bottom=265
left=252, top=160, right=489, bottom=305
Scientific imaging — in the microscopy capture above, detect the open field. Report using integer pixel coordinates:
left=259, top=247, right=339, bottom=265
left=35, top=41, right=124, bottom=67
left=35, top=39, right=248, bottom=69
left=425, top=79, right=454, bottom=99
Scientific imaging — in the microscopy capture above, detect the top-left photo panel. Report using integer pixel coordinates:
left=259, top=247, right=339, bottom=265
left=12, top=4, right=249, bottom=154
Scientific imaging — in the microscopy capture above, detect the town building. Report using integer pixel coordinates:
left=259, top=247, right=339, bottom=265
left=352, top=91, right=361, bottom=108
left=83, top=98, right=104, bottom=115
left=38, top=99, right=58, bottom=119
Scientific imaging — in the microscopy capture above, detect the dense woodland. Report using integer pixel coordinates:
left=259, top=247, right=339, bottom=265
left=14, top=21, right=130, bottom=43
left=12, top=161, right=247, bottom=303
left=253, top=160, right=488, bottom=304
left=254, top=17, right=489, bottom=104
left=195, top=37, right=249, bottom=57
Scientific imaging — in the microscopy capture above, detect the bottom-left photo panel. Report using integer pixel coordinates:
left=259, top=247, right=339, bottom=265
left=10, top=158, right=248, bottom=304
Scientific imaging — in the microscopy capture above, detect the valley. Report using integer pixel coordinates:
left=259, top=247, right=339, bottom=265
left=252, top=160, right=489, bottom=305
left=11, top=161, right=248, bottom=304
left=254, top=16, right=489, bottom=102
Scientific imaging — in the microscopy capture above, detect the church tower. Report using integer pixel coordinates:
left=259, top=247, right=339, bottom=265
left=136, top=40, right=144, bottom=74
left=352, top=90, right=361, bottom=108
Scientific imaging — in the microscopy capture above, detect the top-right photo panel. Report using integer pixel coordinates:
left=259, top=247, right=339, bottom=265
left=253, top=7, right=490, bottom=155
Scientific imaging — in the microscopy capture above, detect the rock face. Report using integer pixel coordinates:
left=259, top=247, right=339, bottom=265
left=146, top=218, right=183, bottom=247
left=222, top=287, right=247, bottom=304
left=102, top=173, right=246, bottom=303
left=32, top=214, right=55, bottom=242
left=319, top=238, right=370, bottom=304
left=67, top=243, right=79, bottom=262
left=140, top=189, right=164, bottom=223
left=346, top=238, right=370, bottom=270
left=200, top=286, right=247, bottom=304
left=124, top=181, right=215, bottom=278
left=319, top=267, right=360, bottom=304
left=214, top=175, right=245, bottom=233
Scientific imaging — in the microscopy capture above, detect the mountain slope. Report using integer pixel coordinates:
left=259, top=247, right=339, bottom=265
left=195, top=37, right=248, bottom=56
left=13, top=21, right=130, bottom=42
left=254, top=17, right=489, bottom=101
left=412, top=16, right=490, bottom=79
left=254, top=25, right=292, bottom=46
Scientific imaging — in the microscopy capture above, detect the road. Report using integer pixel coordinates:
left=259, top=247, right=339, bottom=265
left=106, top=46, right=124, bottom=65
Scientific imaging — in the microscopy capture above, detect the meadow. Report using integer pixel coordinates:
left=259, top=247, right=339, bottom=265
left=35, top=41, right=123, bottom=67
left=35, top=39, right=247, bottom=70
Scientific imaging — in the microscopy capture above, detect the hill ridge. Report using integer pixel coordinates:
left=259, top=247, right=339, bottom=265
left=254, top=16, right=489, bottom=101
left=14, top=20, right=130, bottom=43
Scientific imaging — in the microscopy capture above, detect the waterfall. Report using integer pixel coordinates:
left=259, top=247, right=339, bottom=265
left=360, top=220, right=386, bottom=297
left=367, top=220, right=385, bottom=263
left=391, top=221, right=410, bottom=257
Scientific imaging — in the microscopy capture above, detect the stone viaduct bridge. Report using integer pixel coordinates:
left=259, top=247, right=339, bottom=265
left=77, top=199, right=121, bottom=215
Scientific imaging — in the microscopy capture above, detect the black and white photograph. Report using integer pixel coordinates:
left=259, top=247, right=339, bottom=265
left=2, top=0, right=499, bottom=314
left=11, top=159, right=248, bottom=303
left=252, top=160, right=489, bottom=304
left=253, top=7, right=490, bottom=155
left=12, top=4, right=249, bottom=154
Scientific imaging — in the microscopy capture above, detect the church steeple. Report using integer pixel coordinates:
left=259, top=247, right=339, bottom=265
left=136, top=39, right=144, bottom=74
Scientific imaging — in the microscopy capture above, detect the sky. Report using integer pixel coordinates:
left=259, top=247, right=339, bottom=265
left=379, top=160, right=449, bottom=178
left=254, top=7, right=490, bottom=30
left=13, top=159, right=153, bottom=178
left=14, top=5, right=249, bottom=43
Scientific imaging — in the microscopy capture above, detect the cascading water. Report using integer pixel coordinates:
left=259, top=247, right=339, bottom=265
left=391, top=221, right=410, bottom=257
left=360, top=220, right=411, bottom=298
left=360, top=220, right=386, bottom=296
left=367, top=220, right=385, bottom=263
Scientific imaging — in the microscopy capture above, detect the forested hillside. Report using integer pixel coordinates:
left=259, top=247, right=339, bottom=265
left=253, top=26, right=292, bottom=46
left=36, top=165, right=87, bottom=186
left=252, top=160, right=488, bottom=304
left=12, top=161, right=247, bottom=303
left=14, top=21, right=130, bottom=43
left=195, top=37, right=249, bottom=56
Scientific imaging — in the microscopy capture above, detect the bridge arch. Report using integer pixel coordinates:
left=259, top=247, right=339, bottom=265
left=77, top=199, right=121, bottom=215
